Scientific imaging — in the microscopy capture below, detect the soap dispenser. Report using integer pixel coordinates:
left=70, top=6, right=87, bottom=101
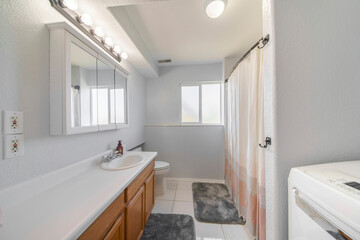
left=116, top=140, right=124, bottom=155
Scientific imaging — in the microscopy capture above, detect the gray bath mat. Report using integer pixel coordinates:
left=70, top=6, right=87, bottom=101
left=192, top=182, right=245, bottom=224
left=141, top=213, right=196, bottom=240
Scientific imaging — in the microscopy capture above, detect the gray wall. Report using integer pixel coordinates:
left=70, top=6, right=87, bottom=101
left=263, top=0, right=360, bottom=239
left=144, top=64, right=225, bottom=180
left=0, top=0, right=146, bottom=190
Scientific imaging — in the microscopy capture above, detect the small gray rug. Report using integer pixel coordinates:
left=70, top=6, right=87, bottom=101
left=141, top=213, right=196, bottom=240
left=192, top=182, right=245, bottom=224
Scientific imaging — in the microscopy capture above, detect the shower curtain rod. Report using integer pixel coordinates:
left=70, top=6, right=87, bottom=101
left=224, top=34, right=269, bottom=84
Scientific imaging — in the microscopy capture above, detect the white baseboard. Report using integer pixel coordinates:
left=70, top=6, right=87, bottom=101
left=166, top=177, right=225, bottom=184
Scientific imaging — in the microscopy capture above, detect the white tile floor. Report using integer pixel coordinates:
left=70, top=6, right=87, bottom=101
left=152, top=179, right=255, bottom=240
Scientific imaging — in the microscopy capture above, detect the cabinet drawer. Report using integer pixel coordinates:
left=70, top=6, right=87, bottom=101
left=78, top=192, right=125, bottom=240
left=125, top=160, right=154, bottom=203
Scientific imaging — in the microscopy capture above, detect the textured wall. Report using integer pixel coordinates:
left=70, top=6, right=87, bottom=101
left=0, top=0, right=146, bottom=189
left=144, top=126, right=225, bottom=179
left=263, top=0, right=360, bottom=239
left=144, top=64, right=225, bottom=180
left=262, top=0, right=277, bottom=239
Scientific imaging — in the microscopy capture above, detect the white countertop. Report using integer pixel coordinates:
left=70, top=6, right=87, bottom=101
left=0, top=151, right=157, bottom=240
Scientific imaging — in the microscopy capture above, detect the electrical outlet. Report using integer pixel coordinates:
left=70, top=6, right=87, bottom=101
left=11, top=116, right=19, bottom=130
left=4, top=135, right=24, bottom=159
left=3, top=111, right=23, bottom=134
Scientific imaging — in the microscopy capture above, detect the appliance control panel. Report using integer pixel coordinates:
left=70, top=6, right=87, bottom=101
left=325, top=179, right=360, bottom=200
left=305, top=169, right=360, bottom=200
left=345, top=182, right=360, bottom=191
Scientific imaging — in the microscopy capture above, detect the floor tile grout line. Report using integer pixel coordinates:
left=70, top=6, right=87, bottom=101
left=170, top=200, right=175, bottom=213
left=220, top=224, right=227, bottom=240
left=170, top=180, right=178, bottom=213
left=173, top=188, right=177, bottom=201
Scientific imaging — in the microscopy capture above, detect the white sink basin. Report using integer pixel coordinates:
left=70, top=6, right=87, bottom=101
left=101, top=154, right=144, bottom=171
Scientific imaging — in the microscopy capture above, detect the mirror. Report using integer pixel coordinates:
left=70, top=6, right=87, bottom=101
left=70, top=42, right=97, bottom=128
left=115, top=69, right=128, bottom=126
left=97, top=59, right=115, bottom=126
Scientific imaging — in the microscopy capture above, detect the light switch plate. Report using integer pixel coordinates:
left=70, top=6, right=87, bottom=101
left=4, top=134, right=25, bottom=159
left=3, top=111, right=24, bottom=134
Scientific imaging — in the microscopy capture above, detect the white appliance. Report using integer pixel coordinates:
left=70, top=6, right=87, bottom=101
left=289, top=161, right=360, bottom=240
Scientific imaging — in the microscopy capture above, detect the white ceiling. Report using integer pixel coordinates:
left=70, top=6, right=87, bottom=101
left=110, top=0, right=263, bottom=66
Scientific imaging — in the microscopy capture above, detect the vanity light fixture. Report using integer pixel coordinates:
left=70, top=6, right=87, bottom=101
left=49, top=0, right=128, bottom=62
left=104, top=37, right=114, bottom=47
left=62, top=0, right=78, bottom=11
left=120, top=52, right=128, bottom=60
left=92, top=26, right=105, bottom=38
left=78, top=13, right=93, bottom=26
left=113, top=45, right=121, bottom=54
left=204, top=0, right=227, bottom=19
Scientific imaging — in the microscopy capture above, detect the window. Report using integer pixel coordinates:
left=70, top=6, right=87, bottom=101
left=181, top=85, right=200, bottom=123
left=181, top=82, right=222, bottom=124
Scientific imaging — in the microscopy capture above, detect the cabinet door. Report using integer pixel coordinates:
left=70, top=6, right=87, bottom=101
left=65, top=34, right=99, bottom=135
left=144, top=171, right=155, bottom=223
left=126, top=186, right=145, bottom=240
left=104, top=213, right=125, bottom=240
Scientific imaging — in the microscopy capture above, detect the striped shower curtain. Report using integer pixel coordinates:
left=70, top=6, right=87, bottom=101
left=225, top=47, right=265, bottom=240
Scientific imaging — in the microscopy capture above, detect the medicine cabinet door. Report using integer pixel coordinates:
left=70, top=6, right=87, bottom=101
left=67, top=39, right=99, bottom=134
left=115, top=68, right=128, bottom=128
left=97, top=56, right=116, bottom=131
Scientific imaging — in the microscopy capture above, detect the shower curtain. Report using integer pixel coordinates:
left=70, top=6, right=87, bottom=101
left=225, top=47, right=265, bottom=239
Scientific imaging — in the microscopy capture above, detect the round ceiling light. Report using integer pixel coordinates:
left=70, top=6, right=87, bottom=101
left=204, top=0, right=227, bottom=19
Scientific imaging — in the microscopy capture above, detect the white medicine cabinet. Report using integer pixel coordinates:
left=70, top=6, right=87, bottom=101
left=49, top=22, right=129, bottom=135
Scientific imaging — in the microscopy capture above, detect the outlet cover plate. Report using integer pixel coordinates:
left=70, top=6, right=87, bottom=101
left=4, top=134, right=25, bottom=159
left=3, top=111, right=24, bottom=134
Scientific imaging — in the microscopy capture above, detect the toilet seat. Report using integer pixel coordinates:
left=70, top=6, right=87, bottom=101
left=155, top=161, right=170, bottom=171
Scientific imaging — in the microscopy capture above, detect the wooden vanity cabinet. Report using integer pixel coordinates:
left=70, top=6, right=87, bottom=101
left=78, top=192, right=125, bottom=240
left=125, top=186, right=145, bottom=240
left=104, top=214, right=125, bottom=240
left=144, top=171, right=155, bottom=223
left=125, top=161, right=155, bottom=240
left=78, top=160, right=155, bottom=240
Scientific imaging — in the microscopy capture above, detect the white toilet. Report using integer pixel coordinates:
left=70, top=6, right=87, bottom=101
left=154, top=161, right=170, bottom=196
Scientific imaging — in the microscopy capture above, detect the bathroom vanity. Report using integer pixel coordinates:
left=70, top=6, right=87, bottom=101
left=0, top=151, right=157, bottom=240
left=79, top=160, right=155, bottom=240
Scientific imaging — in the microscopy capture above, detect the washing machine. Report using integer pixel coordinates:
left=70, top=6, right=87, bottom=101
left=289, top=161, right=360, bottom=240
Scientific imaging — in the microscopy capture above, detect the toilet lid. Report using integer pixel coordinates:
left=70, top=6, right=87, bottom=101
left=155, top=161, right=170, bottom=170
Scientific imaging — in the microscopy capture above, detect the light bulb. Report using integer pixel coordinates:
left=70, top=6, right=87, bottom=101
left=204, top=0, right=227, bottom=19
left=104, top=37, right=113, bottom=47
left=113, top=45, right=121, bottom=54
left=80, top=13, right=93, bottom=26
left=62, top=0, right=78, bottom=11
left=120, top=51, right=128, bottom=60
left=93, top=26, right=104, bottom=38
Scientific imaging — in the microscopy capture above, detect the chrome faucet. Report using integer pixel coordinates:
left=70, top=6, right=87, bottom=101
left=103, top=150, right=122, bottom=163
